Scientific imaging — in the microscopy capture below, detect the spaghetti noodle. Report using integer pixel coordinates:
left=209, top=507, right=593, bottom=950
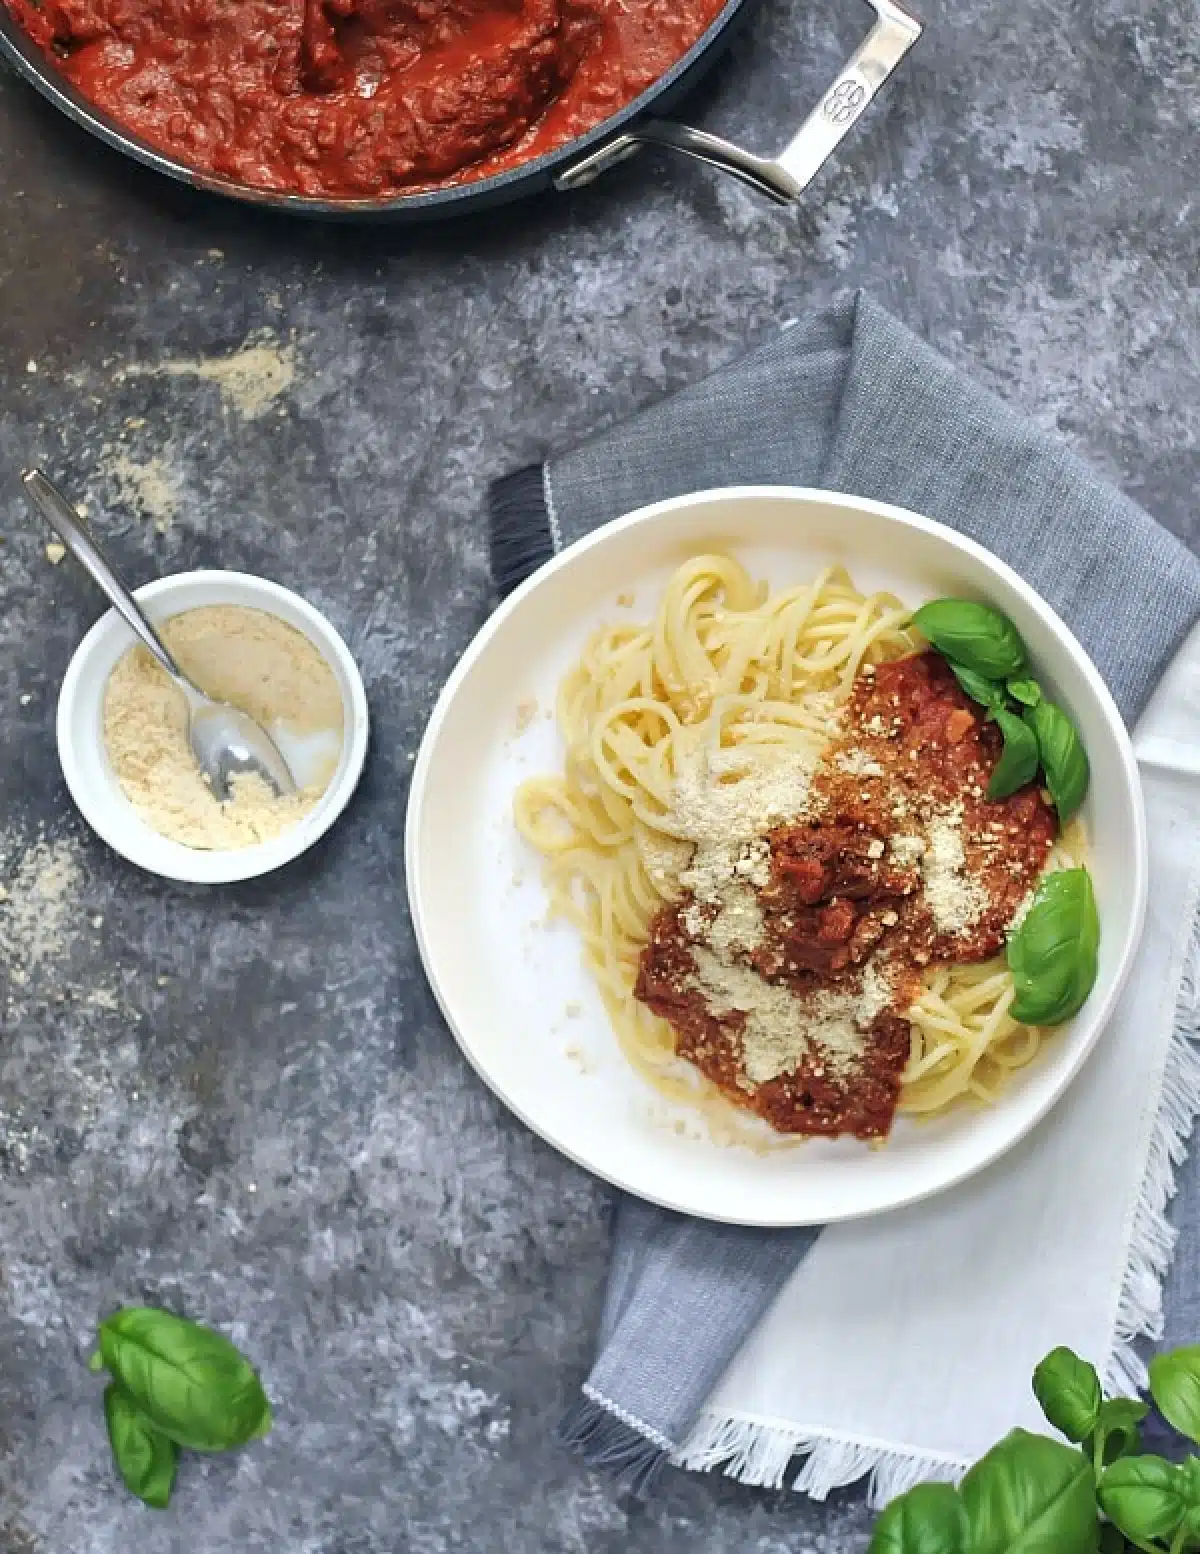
left=514, top=556, right=1081, bottom=1138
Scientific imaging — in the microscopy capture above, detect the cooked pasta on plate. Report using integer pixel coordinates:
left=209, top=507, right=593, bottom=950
left=514, top=554, right=1094, bottom=1143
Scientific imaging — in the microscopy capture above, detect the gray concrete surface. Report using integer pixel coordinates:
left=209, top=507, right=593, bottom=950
left=1, top=0, right=1197, bottom=1549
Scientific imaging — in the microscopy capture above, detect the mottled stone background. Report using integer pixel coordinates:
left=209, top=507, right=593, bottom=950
left=1, top=0, right=1197, bottom=1549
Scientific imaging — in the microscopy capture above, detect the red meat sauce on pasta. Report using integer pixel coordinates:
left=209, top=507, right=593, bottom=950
left=635, top=652, right=1057, bottom=1140
left=8, top=0, right=726, bottom=198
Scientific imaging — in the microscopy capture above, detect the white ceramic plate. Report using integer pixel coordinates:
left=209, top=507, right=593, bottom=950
left=406, top=488, right=1147, bottom=1225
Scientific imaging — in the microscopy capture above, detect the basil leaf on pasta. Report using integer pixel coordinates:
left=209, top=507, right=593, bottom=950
left=949, top=663, right=1006, bottom=715
left=911, top=600, right=1028, bottom=680
left=1026, top=700, right=1090, bottom=822
left=1007, top=677, right=1042, bottom=708
left=1007, top=869, right=1099, bottom=1026
left=988, top=708, right=1040, bottom=800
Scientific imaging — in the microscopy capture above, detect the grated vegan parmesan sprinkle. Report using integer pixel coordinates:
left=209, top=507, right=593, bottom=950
left=689, top=948, right=893, bottom=1085
left=635, top=826, right=694, bottom=895
left=669, top=744, right=822, bottom=845
left=680, top=840, right=769, bottom=955
left=890, top=835, right=926, bottom=868
left=922, top=804, right=989, bottom=935
left=836, top=749, right=884, bottom=778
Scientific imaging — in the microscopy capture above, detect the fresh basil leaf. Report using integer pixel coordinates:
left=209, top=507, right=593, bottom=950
left=1026, top=700, right=1090, bottom=822
left=961, top=1428, right=1098, bottom=1554
left=1007, top=869, right=1100, bottom=1026
left=1182, top=1502, right=1200, bottom=1544
left=950, top=663, right=1007, bottom=714
left=1032, top=1348, right=1102, bottom=1443
left=989, top=707, right=1041, bottom=800
left=869, top=1482, right=969, bottom=1554
left=103, top=1383, right=178, bottom=1510
left=98, top=1308, right=272, bottom=1453
left=1008, top=678, right=1043, bottom=708
left=1098, top=1456, right=1186, bottom=1544
left=1093, top=1399, right=1149, bottom=1467
left=1150, top=1348, right=1200, bottom=1447
left=912, top=600, right=1029, bottom=680
left=1179, top=1456, right=1200, bottom=1503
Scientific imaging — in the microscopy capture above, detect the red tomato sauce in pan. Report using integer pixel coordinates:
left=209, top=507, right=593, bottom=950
left=7, top=0, right=728, bottom=198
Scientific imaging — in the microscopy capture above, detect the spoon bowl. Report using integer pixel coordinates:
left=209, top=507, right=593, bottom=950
left=22, top=468, right=297, bottom=800
left=187, top=697, right=298, bottom=800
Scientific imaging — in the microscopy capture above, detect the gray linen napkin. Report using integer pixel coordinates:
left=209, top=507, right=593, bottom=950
left=487, top=291, right=1200, bottom=1489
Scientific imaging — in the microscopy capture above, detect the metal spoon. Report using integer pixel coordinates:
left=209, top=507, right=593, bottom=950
left=22, top=468, right=297, bottom=801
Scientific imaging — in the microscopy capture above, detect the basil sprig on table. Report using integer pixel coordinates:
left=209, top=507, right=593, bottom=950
left=911, top=598, right=1090, bottom=818
left=103, top=1382, right=179, bottom=1509
left=869, top=1342, right=1200, bottom=1554
left=89, top=1307, right=272, bottom=1509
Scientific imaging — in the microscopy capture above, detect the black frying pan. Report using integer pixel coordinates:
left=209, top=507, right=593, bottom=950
left=0, top=0, right=920, bottom=221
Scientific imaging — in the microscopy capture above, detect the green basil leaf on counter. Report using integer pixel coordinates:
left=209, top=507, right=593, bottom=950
left=1032, top=1348, right=1102, bottom=1444
left=961, top=1429, right=1098, bottom=1554
left=98, top=1308, right=273, bottom=1453
left=868, top=1482, right=969, bottom=1554
left=950, top=662, right=1007, bottom=714
left=988, top=707, right=1041, bottom=800
left=911, top=599, right=1029, bottom=680
left=1098, top=1457, right=1186, bottom=1545
left=104, top=1383, right=178, bottom=1510
left=1007, top=678, right=1043, bottom=708
left=1150, top=1348, right=1200, bottom=1447
left=1026, top=700, right=1090, bottom=822
left=1007, top=869, right=1100, bottom=1026
left=1092, top=1399, right=1149, bottom=1470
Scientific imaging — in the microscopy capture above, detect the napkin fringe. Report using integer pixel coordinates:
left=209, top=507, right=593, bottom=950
left=1107, top=911, right=1200, bottom=1396
left=558, top=1386, right=671, bottom=1494
left=676, top=1412, right=963, bottom=1507
left=488, top=463, right=556, bottom=596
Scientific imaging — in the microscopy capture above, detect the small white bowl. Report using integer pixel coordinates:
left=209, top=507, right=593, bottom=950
left=58, top=570, right=369, bottom=884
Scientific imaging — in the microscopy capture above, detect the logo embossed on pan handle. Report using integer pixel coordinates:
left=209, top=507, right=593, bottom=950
left=556, top=0, right=924, bottom=208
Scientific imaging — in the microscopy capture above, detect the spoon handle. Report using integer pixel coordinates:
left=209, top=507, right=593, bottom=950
left=22, top=468, right=191, bottom=692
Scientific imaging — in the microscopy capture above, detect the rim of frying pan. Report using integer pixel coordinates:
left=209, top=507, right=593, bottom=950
left=0, top=0, right=751, bottom=217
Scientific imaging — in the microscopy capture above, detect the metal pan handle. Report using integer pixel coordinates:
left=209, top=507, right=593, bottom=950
left=556, top=0, right=922, bottom=206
